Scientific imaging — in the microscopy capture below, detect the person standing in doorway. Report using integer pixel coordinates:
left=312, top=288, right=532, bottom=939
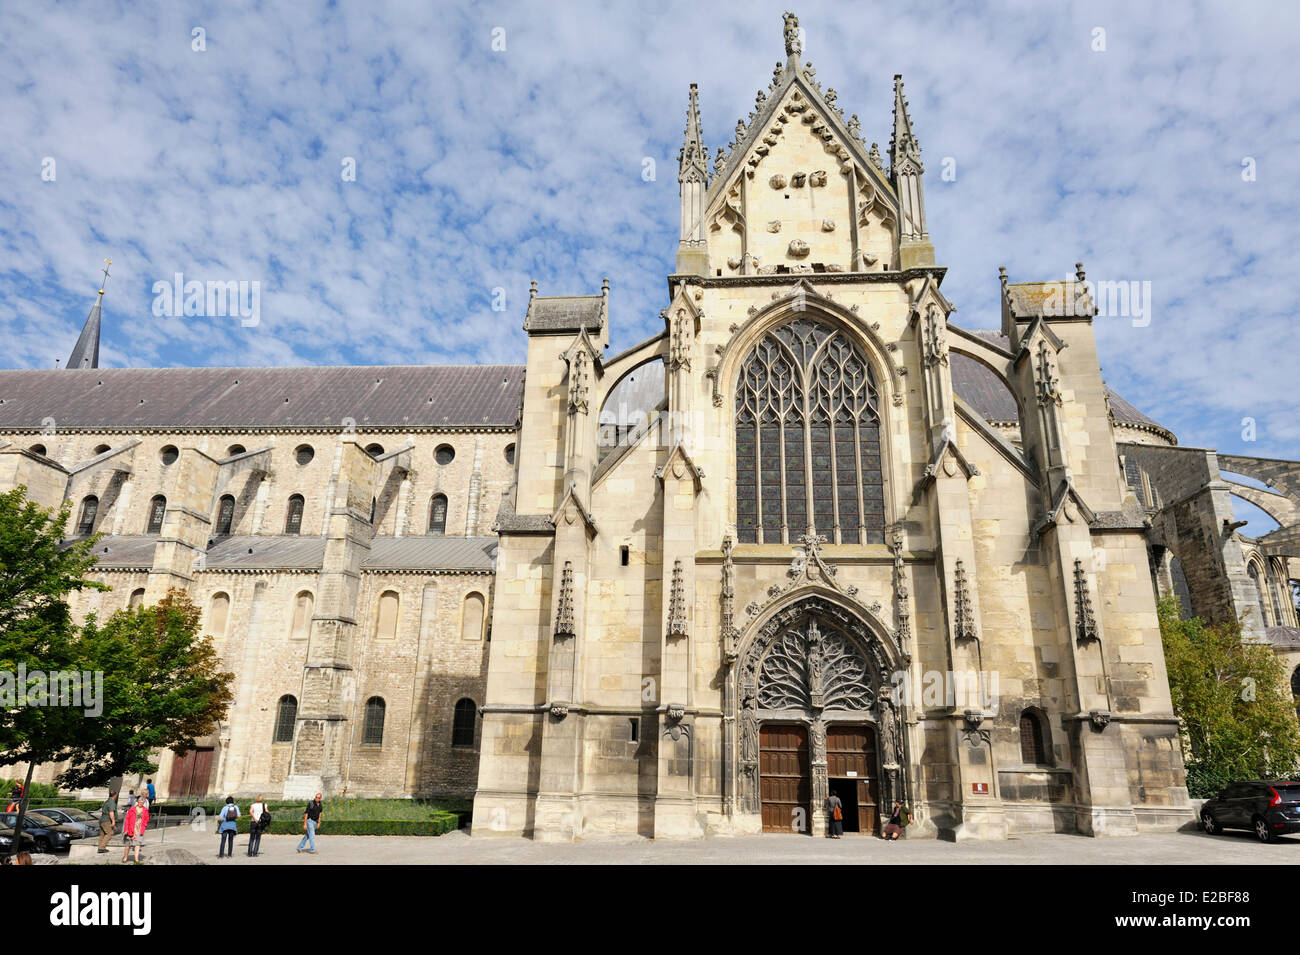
left=96, top=790, right=118, bottom=854
left=296, top=793, right=323, bottom=854
left=217, top=796, right=239, bottom=858
left=827, top=792, right=844, bottom=839
left=247, top=795, right=267, bottom=857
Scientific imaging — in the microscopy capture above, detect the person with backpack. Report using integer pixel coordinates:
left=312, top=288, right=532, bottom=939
left=247, top=795, right=269, bottom=857
left=217, top=796, right=240, bottom=858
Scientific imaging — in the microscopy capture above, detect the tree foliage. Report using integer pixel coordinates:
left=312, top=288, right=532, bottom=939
left=0, top=487, right=233, bottom=790
left=62, top=592, right=234, bottom=786
left=0, top=486, right=104, bottom=770
left=1159, top=596, right=1300, bottom=796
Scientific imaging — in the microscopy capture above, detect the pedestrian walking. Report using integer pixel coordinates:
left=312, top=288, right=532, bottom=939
left=146, top=778, right=156, bottom=803
left=217, top=796, right=239, bottom=858
left=247, top=796, right=268, bottom=857
left=827, top=792, right=844, bottom=838
left=96, top=790, right=118, bottom=854
left=121, top=800, right=144, bottom=864
left=296, top=793, right=323, bottom=854
left=127, top=789, right=137, bottom=809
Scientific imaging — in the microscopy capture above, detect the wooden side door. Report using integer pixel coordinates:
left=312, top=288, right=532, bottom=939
left=827, top=724, right=879, bottom=835
left=168, top=747, right=215, bottom=798
left=760, top=724, right=810, bottom=834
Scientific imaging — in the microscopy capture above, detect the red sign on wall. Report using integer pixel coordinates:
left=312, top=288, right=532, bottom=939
left=971, top=782, right=990, bottom=795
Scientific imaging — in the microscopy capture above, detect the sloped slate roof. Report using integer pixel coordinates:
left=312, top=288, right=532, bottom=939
left=522, top=295, right=605, bottom=333
left=950, top=330, right=1167, bottom=433
left=1265, top=626, right=1300, bottom=649
left=0, top=365, right=524, bottom=431
left=83, top=534, right=497, bottom=573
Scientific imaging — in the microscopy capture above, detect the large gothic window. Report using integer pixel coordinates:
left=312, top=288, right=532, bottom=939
left=735, top=319, right=883, bottom=544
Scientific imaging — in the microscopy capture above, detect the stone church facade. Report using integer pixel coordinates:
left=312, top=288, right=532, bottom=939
left=3, top=13, right=1298, bottom=839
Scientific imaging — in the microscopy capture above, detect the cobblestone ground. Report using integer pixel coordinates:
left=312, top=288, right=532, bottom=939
left=61, top=824, right=1300, bottom=865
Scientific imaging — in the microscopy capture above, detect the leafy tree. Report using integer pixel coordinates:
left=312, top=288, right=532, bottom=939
left=1159, top=596, right=1300, bottom=796
left=58, top=591, right=234, bottom=787
left=0, top=487, right=233, bottom=858
left=0, top=486, right=104, bottom=851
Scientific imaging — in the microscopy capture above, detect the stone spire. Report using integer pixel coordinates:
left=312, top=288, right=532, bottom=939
left=66, top=259, right=110, bottom=370
left=889, top=77, right=933, bottom=268
left=676, top=84, right=710, bottom=276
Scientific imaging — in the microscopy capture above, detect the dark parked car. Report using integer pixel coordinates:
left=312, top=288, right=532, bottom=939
left=35, top=807, right=98, bottom=839
left=1201, top=780, right=1300, bottom=842
left=0, top=811, right=74, bottom=853
left=0, top=828, right=36, bottom=853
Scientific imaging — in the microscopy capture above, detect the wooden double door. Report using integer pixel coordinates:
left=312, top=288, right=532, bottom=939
left=168, top=747, right=214, bottom=798
left=759, top=722, right=878, bottom=834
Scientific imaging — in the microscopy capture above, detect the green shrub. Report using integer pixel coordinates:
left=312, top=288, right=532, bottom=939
left=212, top=813, right=460, bottom=837
left=1, top=779, right=59, bottom=801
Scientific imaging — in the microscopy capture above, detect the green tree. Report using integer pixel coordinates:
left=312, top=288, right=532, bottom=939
left=0, top=487, right=233, bottom=860
left=59, top=591, right=234, bottom=787
left=0, top=486, right=104, bottom=853
left=1159, top=596, right=1300, bottom=796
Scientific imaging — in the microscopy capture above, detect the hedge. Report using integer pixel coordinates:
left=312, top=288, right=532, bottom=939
left=208, top=814, right=461, bottom=837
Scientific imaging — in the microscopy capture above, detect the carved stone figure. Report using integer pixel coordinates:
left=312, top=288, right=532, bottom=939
left=782, top=11, right=802, bottom=59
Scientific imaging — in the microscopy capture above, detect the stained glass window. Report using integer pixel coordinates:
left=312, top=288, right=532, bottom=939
left=735, top=319, right=883, bottom=544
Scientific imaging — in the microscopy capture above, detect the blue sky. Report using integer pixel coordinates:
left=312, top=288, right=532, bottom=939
left=2, top=0, right=1298, bottom=483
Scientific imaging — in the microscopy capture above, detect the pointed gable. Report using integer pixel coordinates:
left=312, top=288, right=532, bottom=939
left=703, top=56, right=898, bottom=278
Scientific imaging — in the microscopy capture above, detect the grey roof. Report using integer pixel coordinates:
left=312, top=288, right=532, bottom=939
left=950, top=330, right=1168, bottom=433
left=523, top=294, right=606, bottom=334
left=81, top=534, right=498, bottom=574
left=67, top=295, right=102, bottom=371
left=1265, top=626, right=1300, bottom=649
left=83, top=535, right=159, bottom=570
left=0, top=365, right=524, bottom=431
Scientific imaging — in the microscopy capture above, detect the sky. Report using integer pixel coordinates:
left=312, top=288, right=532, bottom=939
left=2, top=0, right=1298, bottom=488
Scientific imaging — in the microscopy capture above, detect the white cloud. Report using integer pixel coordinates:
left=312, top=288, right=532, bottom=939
left=1, top=0, right=1297, bottom=457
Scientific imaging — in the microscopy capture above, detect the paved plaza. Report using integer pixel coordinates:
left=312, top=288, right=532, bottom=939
left=58, top=823, right=1300, bottom=865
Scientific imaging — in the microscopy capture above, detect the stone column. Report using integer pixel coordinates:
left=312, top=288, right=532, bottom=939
left=284, top=441, right=378, bottom=798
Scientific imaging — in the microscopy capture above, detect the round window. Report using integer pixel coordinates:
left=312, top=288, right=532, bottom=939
left=160, top=445, right=179, bottom=466
left=504, top=443, right=515, bottom=465
left=227, top=444, right=246, bottom=456
left=435, top=444, right=455, bottom=466
left=29, top=444, right=47, bottom=456
left=365, top=443, right=385, bottom=458
left=295, top=444, right=315, bottom=466
left=94, top=444, right=111, bottom=455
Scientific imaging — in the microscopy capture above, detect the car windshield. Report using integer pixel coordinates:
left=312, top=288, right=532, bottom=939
left=25, top=812, right=59, bottom=826
left=60, top=809, right=94, bottom=821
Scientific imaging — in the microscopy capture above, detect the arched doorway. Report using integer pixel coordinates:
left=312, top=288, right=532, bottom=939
left=734, top=595, right=903, bottom=836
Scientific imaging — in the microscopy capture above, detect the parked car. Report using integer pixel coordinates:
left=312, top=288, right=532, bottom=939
left=1201, top=780, right=1300, bottom=842
left=34, top=807, right=99, bottom=839
left=0, top=812, right=74, bottom=853
left=0, top=828, right=36, bottom=853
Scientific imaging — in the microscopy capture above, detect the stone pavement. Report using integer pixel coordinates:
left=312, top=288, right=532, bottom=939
left=60, top=823, right=1300, bottom=865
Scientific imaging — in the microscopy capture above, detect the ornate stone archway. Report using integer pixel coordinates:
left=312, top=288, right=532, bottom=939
left=731, top=594, right=906, bottom=832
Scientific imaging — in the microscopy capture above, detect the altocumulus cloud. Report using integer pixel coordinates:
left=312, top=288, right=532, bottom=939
left=0, top=0, right=1297, bottom=461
